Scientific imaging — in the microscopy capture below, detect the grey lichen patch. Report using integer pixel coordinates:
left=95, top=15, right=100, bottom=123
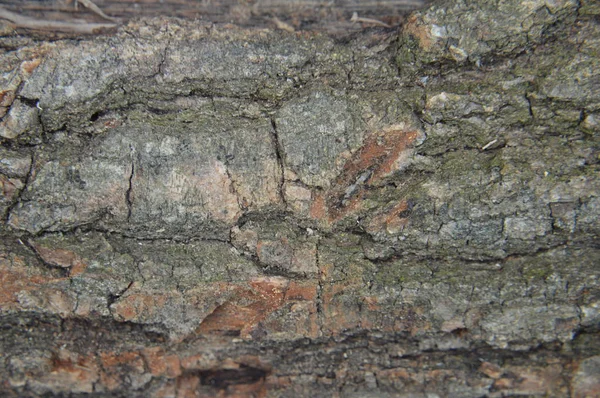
left=8, top=133, right=133, bottom=234
left=423, top=77, right=532, bottom=128
left=107, top=236, right=259, bottom=287
left=156, top=30, right=322, bottom=100
left=397, top=0, right=579, bottom=73
left=19, top=232, right=138, bottom=318
left=0, top=99, right=41, bottom=140
left=275, top=90, right=364, bottom=188
left=7, top=111, right=281, bottom=239
left=361, top=246, right=596, bottom=348
left=15, top=24, right=326, bottom=132
left=536, top=19, right=600, bottom=107
left=232, top=219, right=319, bottom=278
left=103, top=236, right=261, bottom=336
left=21, top=231, right=261, bottom=336
left=0, top=148, right=32, bottom=178
left=351, top=90, right=424, bottom=133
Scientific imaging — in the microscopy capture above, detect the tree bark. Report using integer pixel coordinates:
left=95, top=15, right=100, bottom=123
left=0, top=0, right=599, bottom=396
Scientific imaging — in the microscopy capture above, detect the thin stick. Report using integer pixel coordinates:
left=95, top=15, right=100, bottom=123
left=0, top=6, right=117, bottom=34
left=76, top=0, right=120, bottom=23
left=272, top=16, right=295, bottom=32
left=481, top=139, right=498, bottom=151
left=350, top=12, right=391, bottom=28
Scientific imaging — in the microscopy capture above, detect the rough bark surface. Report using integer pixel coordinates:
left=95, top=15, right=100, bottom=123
left=0, top=0, right=599, bottom=396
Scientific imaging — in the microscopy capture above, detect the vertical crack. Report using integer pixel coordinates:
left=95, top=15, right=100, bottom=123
left=346, top=50, right=356, bottom=84
left=222, top=161, right=244, bottom=213
left=315, top=237, right=325, bottom=336
left=526, top=94, right=534, bottom=119
left=572, top=198, right=582, bottom=234
left=4, top=150, right=35, bottom=224
left=270, top=117, right=287, bottom=207
left=462, top=284, right=476, bottom=324
left=135, top=260, right=146, bottom=285
left=217, top=143, right=245, bottom=214
left=125, top=146, right=135, bottom=222
left=154, top=39, right=171, bottom=78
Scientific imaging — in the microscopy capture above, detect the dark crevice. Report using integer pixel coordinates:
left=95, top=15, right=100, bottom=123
left=89, top=110, right=101, bottom=122
left=156, top=40, right=170, bottom=77
left=270, top=117, right=287, bottom=207
left=258, top=263, right=311, bottom=280
left=145, top=107, right=173, bottom=116
left=315, top=237, right=325, bottom=336
left=362, top=241, right=578, bottom=267
left=87, top=227, right=231, bottom=244
left=526, top=94, right=534, bottom=119
left=22, top=220, right=235, bottom=245
left=15, top=96, right=39, bottom=109
left=196, top=365, right=268, bottom=388
left=125, top=149, right=135, bottom=222
left=106, top=280, right=134, bottom=307
left=347, top=49, right=355, bottom=83
left=220, top=154, right=245, bottom=214
left=4, top=150, right=35, bottom=224
left=20, top=238, right=70, bottom=277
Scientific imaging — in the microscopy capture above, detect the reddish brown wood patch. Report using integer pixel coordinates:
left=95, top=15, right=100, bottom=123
left=309, top=128, right=418, bottom=223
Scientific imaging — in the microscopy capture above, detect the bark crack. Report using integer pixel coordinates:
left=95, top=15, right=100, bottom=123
left=526, top=94, right=534, bottom=119
left=157, top=40, right=170, bottom=77
left=315, top=237, right=325, bottom=337
left=4, top=150, right=35, bottom=224
left=107, top=280, right=135, bottom=308
left=222, top=161, right=244, bottom=214
left=21, top=238, right=69, bottom=276
left=125, top=146, right=135, bottom=222
left=270, top=117, right=287, bottom=207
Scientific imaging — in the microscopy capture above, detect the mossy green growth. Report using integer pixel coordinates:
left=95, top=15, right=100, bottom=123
left=521, top=261, right=553, bottom=281
left=126, top=108, right=216, bottom=128
left=32, top=232, right=138, bottom=282
left=371, top=259, right=432, bottom=287
left=436, top=150, right=500, bottom=184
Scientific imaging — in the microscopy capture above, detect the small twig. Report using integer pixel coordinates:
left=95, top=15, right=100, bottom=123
left=481, top=139, right=498, bottom=151
left=0, top=6, right=117, bottom=34
left=350, top=12, right=391, bottom=28
left=76, top=0, right=120, bottom=23
left=272, top=16, right=295, bottom=33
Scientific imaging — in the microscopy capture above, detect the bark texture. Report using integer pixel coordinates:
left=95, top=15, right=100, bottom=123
left=0, top=0, right=599, bottom=396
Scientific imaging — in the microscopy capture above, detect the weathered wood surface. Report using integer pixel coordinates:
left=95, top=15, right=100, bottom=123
left=0, top=0, right=599, bottom=396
